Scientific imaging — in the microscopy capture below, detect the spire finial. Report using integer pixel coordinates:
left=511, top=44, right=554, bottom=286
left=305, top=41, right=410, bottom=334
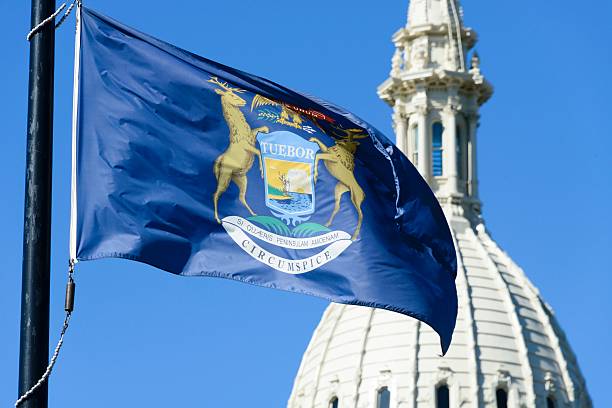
left=391, top=48, right=402, bottom=77
left=470, top=51, right=480, bottom=71
left=470, top=51, right=484, bottom=84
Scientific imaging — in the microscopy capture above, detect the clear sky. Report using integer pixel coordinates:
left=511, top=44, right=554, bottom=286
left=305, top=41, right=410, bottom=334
left=2, top=0, right=611, bottom=406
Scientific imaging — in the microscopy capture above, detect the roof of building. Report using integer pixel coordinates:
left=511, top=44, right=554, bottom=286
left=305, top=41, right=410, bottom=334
left=287, top=220, right=591, bottom=407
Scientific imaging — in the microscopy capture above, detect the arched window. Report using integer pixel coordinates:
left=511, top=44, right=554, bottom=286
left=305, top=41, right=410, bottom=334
left=329, top=396, right=339, bottom=408
left=547, top=396, right=556, bottom=408
left=377, top=386, right=390, bottom=408
left=432, top=122, right=444, bottom=176
left=496, top=388, right=508, bottom=408
left=436, top=384, right=449, bottom=408
left=410, top=124, right=419, bottom=166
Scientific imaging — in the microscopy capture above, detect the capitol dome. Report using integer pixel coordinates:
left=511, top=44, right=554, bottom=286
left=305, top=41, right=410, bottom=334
left=287, top=1, right=591, bottom=407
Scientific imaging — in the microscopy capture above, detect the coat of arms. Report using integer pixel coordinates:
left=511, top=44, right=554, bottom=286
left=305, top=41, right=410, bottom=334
left=258, top=131, right=319, bottom=226
left=208, top=76, right=366, bottom=274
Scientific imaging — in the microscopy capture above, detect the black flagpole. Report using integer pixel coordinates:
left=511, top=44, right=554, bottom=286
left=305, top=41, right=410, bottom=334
left=19, top=0, right=56, bottom=406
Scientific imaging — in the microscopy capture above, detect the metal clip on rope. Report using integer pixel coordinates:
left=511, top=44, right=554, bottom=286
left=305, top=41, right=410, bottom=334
left=15, top=261, right=76, bottom=407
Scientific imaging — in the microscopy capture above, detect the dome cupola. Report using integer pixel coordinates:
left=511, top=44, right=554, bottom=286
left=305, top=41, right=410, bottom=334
left=379, top=0, right=492, bottom=224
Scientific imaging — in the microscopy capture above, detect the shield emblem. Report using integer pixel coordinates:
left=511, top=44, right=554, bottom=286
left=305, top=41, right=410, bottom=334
left=257, top=131, right=320, bottom=220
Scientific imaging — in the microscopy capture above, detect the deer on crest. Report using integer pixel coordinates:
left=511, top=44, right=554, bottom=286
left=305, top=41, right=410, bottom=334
left=208, top=77, right=269, bottom=223
left=308, top=128, right=369, bottom=240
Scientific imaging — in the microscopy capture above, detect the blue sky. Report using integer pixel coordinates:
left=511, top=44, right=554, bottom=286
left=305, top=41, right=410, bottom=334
left=2, top=0, right=611, bottom=406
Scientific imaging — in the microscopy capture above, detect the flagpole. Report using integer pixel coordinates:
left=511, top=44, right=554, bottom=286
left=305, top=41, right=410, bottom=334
left=19, top=0, right=56, bottom=406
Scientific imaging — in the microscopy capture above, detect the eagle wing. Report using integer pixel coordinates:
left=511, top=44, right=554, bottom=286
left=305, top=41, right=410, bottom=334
left=251, top=94, right=281, bottom=112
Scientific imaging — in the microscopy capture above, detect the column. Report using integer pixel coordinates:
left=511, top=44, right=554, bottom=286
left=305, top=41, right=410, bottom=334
left=415, top=106, right=429, bottom=180
left=467, top=113, right=479, bottom=198
left=394, top=110, right=407, bottom=154
left=407, top=116, right=417, bottom=166
left=443, top=106, right=458, bottom=194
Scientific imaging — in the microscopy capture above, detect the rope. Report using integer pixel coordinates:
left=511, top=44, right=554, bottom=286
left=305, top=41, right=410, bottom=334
left=55, top=0, right=78, bottom=30
left=26, top=0, right=78, bottom=41
left=19, top=2, right=81, bottom=401
left=15, top=262, right=76, bottom=407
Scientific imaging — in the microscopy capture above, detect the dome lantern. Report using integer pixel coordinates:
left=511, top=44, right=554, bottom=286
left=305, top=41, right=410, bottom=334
left=379, top=0, right=493, bottom=224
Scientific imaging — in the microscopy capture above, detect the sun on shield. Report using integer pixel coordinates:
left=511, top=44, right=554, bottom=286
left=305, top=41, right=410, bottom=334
left=257, top=131, right=320, bottom=225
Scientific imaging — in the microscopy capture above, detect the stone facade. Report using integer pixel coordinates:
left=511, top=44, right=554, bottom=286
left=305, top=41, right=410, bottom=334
left=287, top=1, right=591, bottom=407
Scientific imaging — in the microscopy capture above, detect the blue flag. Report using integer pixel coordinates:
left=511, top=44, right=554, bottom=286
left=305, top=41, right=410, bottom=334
left=72, top=7, right=458, bottom=352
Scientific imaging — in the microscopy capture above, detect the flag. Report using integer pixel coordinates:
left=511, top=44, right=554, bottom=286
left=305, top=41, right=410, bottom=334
left=72, top=7, right=458, bottom=352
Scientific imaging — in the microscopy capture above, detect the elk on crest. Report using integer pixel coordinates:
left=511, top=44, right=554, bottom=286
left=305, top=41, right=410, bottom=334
left=209, top=77, right=269, bottom=223
left=309, top=128, right=368, bottom=240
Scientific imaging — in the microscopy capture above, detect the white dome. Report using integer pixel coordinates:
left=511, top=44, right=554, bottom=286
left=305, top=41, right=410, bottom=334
left=287, top=220, right=591, bottom=407
left=287, top=1, right=591, bottom=407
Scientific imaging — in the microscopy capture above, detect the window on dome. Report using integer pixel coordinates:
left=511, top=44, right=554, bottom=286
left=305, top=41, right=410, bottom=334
left=547, top=396, right=556, bottom=408
left=377, top=386, right=390, bottom=408
left=410, top=124, right=419, bottom=166
left=329, top=396, right=339, bottom=408
left=496, top=388, right=508, bottom=408
left=432, top=122, right=444, bottom=176
left=436, top=384, right=449, bottom=408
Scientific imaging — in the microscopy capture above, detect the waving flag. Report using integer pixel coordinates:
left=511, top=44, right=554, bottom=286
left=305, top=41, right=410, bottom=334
left=71, top=7, right=458, bottom=352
